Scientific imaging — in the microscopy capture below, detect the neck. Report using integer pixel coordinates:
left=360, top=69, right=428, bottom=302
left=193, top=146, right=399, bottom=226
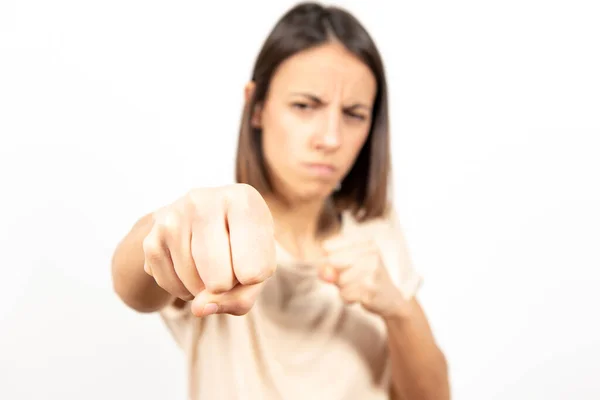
left=264, top=194, right=324, bottom=241
left=263, top=193, right=337, bottom=263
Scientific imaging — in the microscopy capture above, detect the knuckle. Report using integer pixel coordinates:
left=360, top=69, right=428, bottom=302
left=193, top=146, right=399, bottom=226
left=264, top=262, right=277, bottom=280
left=236, top=264, right=273, bottom=286
left=227, top=185, right=254, bottom=212
left=341, top=292, right=356, bottom=304
left=236, top=272, right=258, bottom=286
left=364, top=278, right=377, bottom=294
left=187, top=189, right=225, bottom=224
left=204, top=279, right=234, bottom=294
left=152, top=273, right=166, bottom=290
left=142, top=238, right=162, bottom=261
left=179, top=293, right=195, bottom=302
left=229, top=184, right=272, bottom=222
left=174, top=286, right=192, bottom=300
left=157, top=280, right=189, bottom=300
left=146, top=252, right=163, bottom=268
left=361, top=291, right=374, bottom=305
left=234, top=183, right=260, bottom=199
left=161, top=210, right=181, bottom=234
left=360, top=287, right=372, bottom=303
left=184, top=194, right=201, bottom=214
left=361, top=284, right=376, bottom=304
left=186, top=188, right=215, bottom=211
left=258, top=259, right=277, bottom=280
left=141, top=236, right=152, bottom=253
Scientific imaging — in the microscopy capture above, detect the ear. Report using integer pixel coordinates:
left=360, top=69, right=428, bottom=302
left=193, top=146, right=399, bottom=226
left=244, top=81, right=256, bottom=103
left=244, top=81, right=262, bottom=128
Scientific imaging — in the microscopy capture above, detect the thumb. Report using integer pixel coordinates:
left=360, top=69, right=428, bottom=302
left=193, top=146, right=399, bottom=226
left=318, top=264, right=339, bottom=284
left=191, top=282, right=264, bottom=317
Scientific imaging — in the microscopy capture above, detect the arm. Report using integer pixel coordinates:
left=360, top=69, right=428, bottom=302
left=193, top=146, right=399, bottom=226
left=320, top=241, right=451, bottom=400
left=385, top=299, right=450, bottom=400
left=111, top=185, right=277, bottom=317
left=111, top=213, right=174, bottom=313
left=320, top=210, right=450, bottom=400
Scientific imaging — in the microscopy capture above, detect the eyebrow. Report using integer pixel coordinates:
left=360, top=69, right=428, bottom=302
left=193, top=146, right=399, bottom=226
left=290, top=92, right=370, bottom=110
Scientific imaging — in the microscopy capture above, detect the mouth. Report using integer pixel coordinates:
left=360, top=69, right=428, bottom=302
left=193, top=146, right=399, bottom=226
left=302, top=162, right=337, bottom=178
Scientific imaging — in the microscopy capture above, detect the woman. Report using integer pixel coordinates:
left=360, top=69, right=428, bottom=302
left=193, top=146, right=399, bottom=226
left=111, top=2, right=450, bottom=399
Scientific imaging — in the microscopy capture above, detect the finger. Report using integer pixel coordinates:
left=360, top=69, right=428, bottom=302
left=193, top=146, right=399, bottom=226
left=143, top=261, right=153, bottom=276
left=191, top=282, right=264, bottom=317
left=318, top=257, right=368, bottom=286
left=142, top=224, right=164, bottom=277
left=339, top=284, right=362, bottom=304
left=191, top=213, right=236, bottom=294
left=143, top=225, right=193, bottom=301
left=163, top=212, right=204, bottom=296
left=226, top=187, right=276, bottom=286
left=142, top=223, right=168, bottom=278
left=318, top=265, right=339, bottom=283
left=335, top=262, right=368, bottom=287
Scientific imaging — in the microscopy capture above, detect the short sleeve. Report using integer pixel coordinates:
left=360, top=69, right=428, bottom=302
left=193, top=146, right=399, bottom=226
left=159, top=299, right=198, bottom=351
left=373, top=208, right=423, bottom=300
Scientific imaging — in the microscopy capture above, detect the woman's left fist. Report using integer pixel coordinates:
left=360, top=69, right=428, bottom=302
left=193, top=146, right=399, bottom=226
left=319, top=235, right=407, bottom=318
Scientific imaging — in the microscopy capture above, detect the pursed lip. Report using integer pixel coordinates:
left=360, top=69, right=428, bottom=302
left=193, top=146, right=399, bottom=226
left=302, top=162, right=337, bottom=177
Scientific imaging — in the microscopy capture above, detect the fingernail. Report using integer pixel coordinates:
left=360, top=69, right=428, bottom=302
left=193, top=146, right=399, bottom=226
left=323, top=266, right=336, bottom=282
left=327, top=272, right=336, bottom=282
left=202, top=303, right=218, bottom=316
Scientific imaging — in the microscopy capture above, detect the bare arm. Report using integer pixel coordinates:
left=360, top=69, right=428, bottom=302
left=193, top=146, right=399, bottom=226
left=111, top=213, right=174, bottom=313
left=385, top=299, right=450, bottom=400
left=319, top=211, right=450, bottom=399
left=110, top=185, right=277, bottom=318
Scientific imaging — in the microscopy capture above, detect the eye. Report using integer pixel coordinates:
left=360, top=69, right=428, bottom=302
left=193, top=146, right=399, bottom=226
left=291, top=102, right=312, bottom=111
left=345, top=111, right=367, bottom=121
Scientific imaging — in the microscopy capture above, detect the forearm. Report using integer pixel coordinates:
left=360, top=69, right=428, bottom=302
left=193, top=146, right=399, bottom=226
left=384, top=299, right=450, bottom=400
left=111, top=213, right=173, bottom=313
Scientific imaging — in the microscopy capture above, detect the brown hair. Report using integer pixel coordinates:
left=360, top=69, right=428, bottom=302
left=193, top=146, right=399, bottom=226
left=235, top=2, right=392, bottom=231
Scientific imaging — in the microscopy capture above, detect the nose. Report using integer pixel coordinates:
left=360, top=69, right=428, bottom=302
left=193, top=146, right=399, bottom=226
left=313, top=108, right=342, bottom=152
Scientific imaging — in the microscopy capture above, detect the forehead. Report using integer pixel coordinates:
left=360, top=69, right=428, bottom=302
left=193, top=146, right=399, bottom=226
left=270, top=42, right=377, bottom=101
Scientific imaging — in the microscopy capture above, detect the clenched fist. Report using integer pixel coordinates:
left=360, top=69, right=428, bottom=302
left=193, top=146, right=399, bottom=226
left=319, top=235, right=408, bottom=319
left=142, top=184, right=276, bottom=318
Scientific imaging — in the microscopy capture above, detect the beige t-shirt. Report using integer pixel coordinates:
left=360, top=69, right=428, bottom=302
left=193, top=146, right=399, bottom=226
left=160, top=208, right=422, bottom=400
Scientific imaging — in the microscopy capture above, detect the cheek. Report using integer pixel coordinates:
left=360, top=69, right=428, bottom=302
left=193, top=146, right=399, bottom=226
left=342, top=129, right=370, bottom=164
left=261, top=110, right=307, bottom=168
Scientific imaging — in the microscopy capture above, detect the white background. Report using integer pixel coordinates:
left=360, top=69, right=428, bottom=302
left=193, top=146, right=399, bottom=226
left=1, top=0, right=599, bottom=399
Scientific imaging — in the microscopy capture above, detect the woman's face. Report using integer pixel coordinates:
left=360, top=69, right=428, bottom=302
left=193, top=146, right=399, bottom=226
left=255, top=41, right=377, bottom=202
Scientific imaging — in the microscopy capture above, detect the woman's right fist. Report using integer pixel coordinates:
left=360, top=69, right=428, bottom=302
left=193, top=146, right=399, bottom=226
left=142, top=184, right=276, bottom=317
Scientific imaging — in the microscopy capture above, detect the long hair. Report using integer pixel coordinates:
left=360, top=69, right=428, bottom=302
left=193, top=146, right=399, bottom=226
left=235, top=2, right=392, bottom=232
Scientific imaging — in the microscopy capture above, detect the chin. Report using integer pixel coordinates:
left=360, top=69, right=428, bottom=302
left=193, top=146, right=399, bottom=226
left=272, top=173, right=336, bottom=203
left=293, top=182, right=335, bottom=202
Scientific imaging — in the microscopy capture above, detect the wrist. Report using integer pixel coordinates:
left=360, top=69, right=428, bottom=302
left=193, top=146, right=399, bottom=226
left=381, top=289, right=414, bottom=323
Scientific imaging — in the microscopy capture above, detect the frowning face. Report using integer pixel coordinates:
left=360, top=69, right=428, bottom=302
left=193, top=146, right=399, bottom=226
left=255, top=41, right=377, bottom=202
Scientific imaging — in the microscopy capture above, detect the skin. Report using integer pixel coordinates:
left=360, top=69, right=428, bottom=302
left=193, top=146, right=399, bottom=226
left=250, top=40, right=376, bottom=261
left=111, top=184, right=277, bottom=317
left=111, top=41, right=449, bottom=400
left=251, top=41, right=450, bottom=400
